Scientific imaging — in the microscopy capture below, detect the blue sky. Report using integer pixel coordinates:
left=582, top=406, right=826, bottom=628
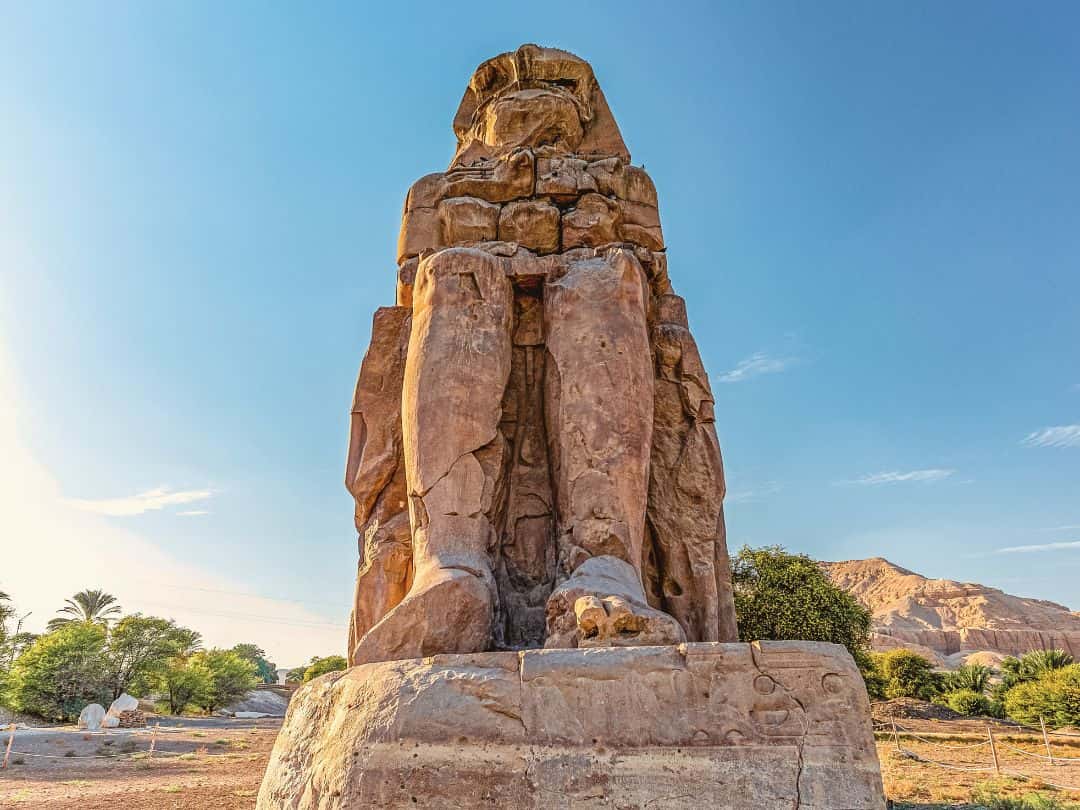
left=1, top=1, right=1077, bottom=665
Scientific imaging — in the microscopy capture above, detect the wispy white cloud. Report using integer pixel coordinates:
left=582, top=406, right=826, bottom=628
left=64, top=486, right=214, bottom=517
left=996, top=540, right=1080, bottom=554
left=727, top=481, right=782, bottom=503
left=838, top=468, right=956, bottom=486
left=178, top=510, right=210, bottom=517
left=1022, top=425, right=1080, bottom=448
left=1039, top=525, right=1080, bottom=532
left=717, top=352, right=797, bottom=384
left=0, top=342, right=343, bottom=666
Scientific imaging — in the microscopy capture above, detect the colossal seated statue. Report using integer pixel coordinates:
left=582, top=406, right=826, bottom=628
left=346, top=44, right=738, bottom=665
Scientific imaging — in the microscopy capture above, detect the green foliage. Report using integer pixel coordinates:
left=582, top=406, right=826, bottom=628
left=230, top=643, right=277, bottom=684
left=190, top=649, right=259, bottom=713
left=46, top=589, right=122, bottom=632
left=731, top=546, right=873, bottom=665
left=103, top=614, right=198, bottom=700
left=154, top=656, right=213, bottom=715
left=1002, top=664, right=1080, bottom=728
left=993, top=649, right=1074, bottom=704
left=943, top=663, right=994, bottom=695
left=285, top=665, right=306, bottom=683
left=935, top=688, right=996, bottom=717
left=873, top=649, right=943, bottom=700
left=302, top=655, right=348, bottom=682
left=4, top=622, right=109, bottom=721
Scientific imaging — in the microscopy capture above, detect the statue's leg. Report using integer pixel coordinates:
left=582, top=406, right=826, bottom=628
left=350, top=248, right=512, bottom=664
left=543, top=249, right=684, bottom=648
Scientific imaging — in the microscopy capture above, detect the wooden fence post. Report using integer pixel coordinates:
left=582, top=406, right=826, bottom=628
left=1039, top=716, right=1054, bottom=765
left=2, top=724, right=15, bottom=770
left=147, top=723, right=158, bottom=760
left=892, top=721, right=901, bottom=752
left=987, top=725, right=1001, bottom=775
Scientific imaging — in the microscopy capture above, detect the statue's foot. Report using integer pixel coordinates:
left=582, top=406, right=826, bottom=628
left=572, top=593, right=684, bottom=647
left=350, top=566, right=494, bottom=665
left=545, top=555, right=686, bottom=649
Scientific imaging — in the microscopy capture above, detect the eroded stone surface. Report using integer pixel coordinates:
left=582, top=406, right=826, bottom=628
left=258, top=643, right=886, bottom=809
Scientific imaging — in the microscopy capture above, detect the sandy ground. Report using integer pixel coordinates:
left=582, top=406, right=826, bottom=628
left=0, top=717, right=280, bottom=809
left=2, top=716, right=1079, bottom=808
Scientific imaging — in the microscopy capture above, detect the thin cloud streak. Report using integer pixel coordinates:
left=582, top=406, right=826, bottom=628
left=996, top=540, right=1080, bottom=554
left=838, top=469, right=955, bottom=486
left=1022, top=425, right=1080, bottom=448
left=717, top=352, right=797, bottom=384
left=178, top=510, right=210, bottom=516
left=65, top=486, right=214, bottom=516
left=727, top=481, right=783, bottom=503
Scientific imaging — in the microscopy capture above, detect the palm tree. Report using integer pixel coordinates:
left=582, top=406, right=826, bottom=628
left=945, top=664, right=994, bottom=695
left=171, top=627, right=203, bottom=657
left=46, top=589, right=122, bottom=631
left=1020, top=649, right=1074, bottom=678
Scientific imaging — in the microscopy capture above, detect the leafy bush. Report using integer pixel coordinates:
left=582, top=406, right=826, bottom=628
left=732, top=546, right=873, bottom=666
left=1003, top=664, right=1080, bottom=728
left=4, top=622, right=109, bottom=721
left=303, top=655, right=348, bottom=682
left=943, top=663, right=993, bottom=695
left=873, top=649, right=943, bottom=700
left=934, top=688, right=995, bottom=716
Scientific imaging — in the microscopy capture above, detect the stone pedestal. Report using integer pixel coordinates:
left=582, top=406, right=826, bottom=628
left=257, top=641, right=885, bottom=809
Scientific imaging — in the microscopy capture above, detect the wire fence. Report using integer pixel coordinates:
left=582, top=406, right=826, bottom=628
left=879, top=719, right=1080, bottom=793
left=1, top=722, right=250, bottom=768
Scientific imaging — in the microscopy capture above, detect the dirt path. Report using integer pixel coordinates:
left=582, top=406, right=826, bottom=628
left=0, top=718, right=280, bottom=809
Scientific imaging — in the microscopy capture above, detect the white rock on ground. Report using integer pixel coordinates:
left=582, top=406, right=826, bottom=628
left=77, top=703, right=106, bottom=731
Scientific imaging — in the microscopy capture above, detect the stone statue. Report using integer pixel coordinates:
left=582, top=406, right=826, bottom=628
left=346, top=44, right=738, bottom=664
left=259, top=45, right=886, bottom=810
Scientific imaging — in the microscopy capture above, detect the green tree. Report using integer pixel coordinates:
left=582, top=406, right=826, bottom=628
left=5, top=622, right=109, bottom=720
left=191, top=649, right=259, bottom=714
left=154, top=656, right=212, bottom=715
left=231, top=643, right=277, bottom=684
left=731, top=546, right=873, bottom=665
left=1003, top=664, right=1080, bottom=728
left=303, top=655, right=347, bottom=682
left=46, top=589, right=122, bottom=631
left=102, top=614, right=197, bottom=700
left=874, top=649, right=942, bottom=700
left=285, top=665, right=307, bottom=684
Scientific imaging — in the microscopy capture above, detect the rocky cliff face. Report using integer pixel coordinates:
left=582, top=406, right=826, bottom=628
left=822, top=557, right=1080, bottom=667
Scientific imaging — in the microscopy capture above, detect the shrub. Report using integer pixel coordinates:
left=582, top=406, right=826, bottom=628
left=1003, top=664, right=1080, bottom=728
left=303, top=655, right=348, bottom=682
left=936, top=688, right=995, bottom=716
left=4, top=622, right=109, bottom=721
left=943, top=664, right=993, bottom=695
left=873, top=649, right=943, bottom=700
left=731, top=546, right=873, bottom=665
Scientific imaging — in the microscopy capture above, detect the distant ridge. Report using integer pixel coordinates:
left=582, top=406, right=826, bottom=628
left=822, top=557, right=1080, bottom=668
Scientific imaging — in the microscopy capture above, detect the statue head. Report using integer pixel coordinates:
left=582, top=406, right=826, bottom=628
left=451, top=44, right=630, bottom=166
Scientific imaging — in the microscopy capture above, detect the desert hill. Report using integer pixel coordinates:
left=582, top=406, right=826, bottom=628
left=822, top=557, right=1080, bottom=668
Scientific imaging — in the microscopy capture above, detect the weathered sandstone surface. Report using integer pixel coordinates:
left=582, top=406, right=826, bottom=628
left=824, top=557, right=1080, bottom=666
left=261, top=44, right=884, bottom=808
left=257, top=642, right=885, bottom=809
